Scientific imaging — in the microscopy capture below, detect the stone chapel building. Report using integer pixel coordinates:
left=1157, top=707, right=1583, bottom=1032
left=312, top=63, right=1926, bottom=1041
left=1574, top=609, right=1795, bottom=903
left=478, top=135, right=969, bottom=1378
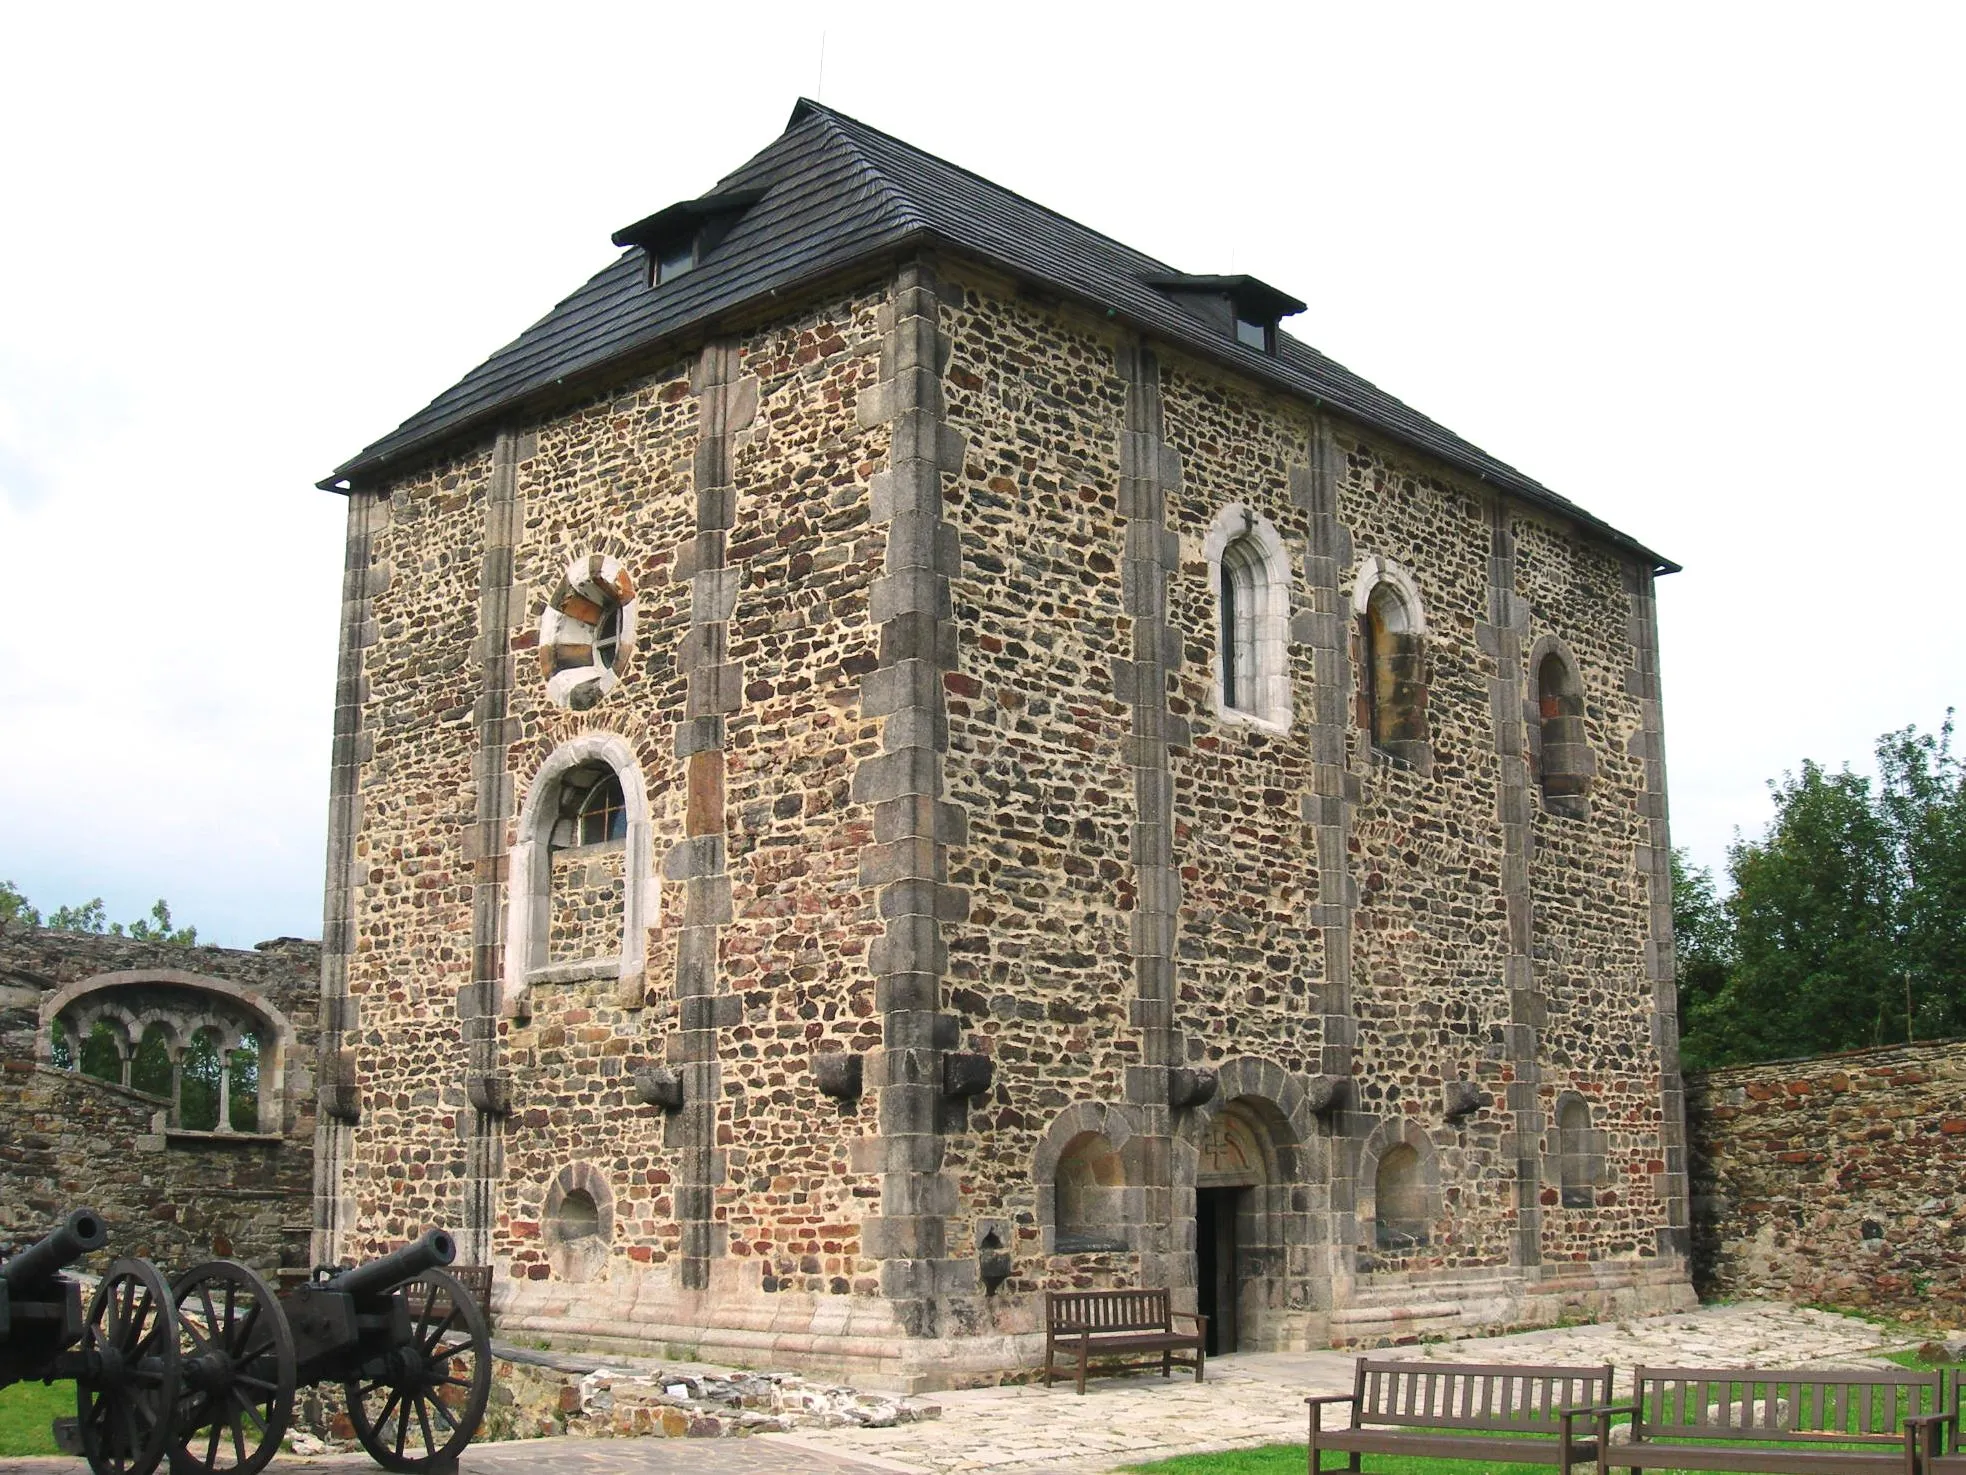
left=313, top=100, right=1693, bottom=1387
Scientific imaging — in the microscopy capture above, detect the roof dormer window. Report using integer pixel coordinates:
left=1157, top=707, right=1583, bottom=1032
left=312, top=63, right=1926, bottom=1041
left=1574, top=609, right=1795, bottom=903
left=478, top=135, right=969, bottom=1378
left=1235, top=316, right=1273, bottom=353
left=612, top=187, right=767, bottom=291
left=655, top=240, right=697, bottom=285
left=1144, top=272, right=1304, bottom=357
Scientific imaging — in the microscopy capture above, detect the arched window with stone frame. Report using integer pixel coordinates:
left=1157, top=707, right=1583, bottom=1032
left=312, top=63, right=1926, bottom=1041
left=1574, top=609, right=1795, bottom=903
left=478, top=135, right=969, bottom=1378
left=1357, top=1118, right=1440, bottom=1261
left=40, top=971, right=294, bottom=1136
left=1031, top=1102, right=1139, bottom=1255
left=1204, top=504, right=1294, bottom=733
left=1528, top=639, right=1595, bottom=819
left=504, top=734, right=654, bottom=1015
left=1352, top=558, right=1431, bottom=773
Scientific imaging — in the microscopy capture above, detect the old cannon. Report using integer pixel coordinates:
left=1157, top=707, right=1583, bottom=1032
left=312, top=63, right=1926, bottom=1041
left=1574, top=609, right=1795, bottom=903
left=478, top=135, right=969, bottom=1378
left=167, top=1228, right=489, bottom=1475
left=0, top=1207, right=182, bottom=1475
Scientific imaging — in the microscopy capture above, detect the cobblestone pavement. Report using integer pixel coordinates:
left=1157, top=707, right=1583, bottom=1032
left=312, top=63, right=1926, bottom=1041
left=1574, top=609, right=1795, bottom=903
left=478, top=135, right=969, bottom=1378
left=0, top=1302, right=1923, bottom=1475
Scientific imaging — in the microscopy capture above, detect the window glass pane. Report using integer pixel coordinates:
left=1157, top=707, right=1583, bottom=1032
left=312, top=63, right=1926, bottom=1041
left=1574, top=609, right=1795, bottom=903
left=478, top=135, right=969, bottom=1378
left=657, top=242, right=695, bottom=283
left=1235, top=317, right=1269, bottom=350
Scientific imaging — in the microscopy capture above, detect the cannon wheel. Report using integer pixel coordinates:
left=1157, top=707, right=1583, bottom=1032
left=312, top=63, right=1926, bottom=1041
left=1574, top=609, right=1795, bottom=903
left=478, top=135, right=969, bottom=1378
left=168, top=1260, right=296, bottom=1475
left=343, top=1268, right=491, bottom=1472
left=76, top=1258, right=181, bottom=1475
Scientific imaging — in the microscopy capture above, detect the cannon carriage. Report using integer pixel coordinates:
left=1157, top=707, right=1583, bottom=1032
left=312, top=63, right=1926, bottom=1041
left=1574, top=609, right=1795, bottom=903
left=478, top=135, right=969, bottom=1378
left=0, top=1208, right=182, bottom=1475
left=1, top=1213, right=487, bottom=1475
left=166, top=1228, right=490, bottom=1475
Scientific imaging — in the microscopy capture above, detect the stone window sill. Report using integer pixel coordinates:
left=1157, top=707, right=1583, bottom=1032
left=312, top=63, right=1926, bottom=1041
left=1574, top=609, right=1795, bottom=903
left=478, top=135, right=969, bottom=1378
left=140, top=1128, right=285, bottom=1151
left=527, top=958, right=622, bottom=986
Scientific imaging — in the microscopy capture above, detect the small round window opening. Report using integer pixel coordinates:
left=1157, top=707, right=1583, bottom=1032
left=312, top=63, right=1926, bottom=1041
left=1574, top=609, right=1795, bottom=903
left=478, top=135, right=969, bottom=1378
left=540, top=554, right=637, bottom=711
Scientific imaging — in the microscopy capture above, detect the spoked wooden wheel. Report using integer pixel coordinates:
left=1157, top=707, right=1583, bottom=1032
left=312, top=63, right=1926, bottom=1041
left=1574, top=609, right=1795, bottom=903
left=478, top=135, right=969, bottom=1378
left=76, top=1258, right=181, bottom=1475
left=167, top=1260, right=296, bottom=1475
left=343, top=1268, right=491, bottom=1472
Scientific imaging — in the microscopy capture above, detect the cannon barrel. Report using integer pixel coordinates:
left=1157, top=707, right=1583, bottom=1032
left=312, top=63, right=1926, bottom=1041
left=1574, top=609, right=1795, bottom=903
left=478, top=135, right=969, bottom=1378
left=0, top=1208, right=108, bottom=1291
left=323, top=1228, right=455, bottom=1299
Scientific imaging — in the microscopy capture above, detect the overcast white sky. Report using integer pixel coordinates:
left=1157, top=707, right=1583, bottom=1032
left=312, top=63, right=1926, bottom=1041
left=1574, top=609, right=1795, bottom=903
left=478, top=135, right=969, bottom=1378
left=2, top=3, right=1960, bottom=948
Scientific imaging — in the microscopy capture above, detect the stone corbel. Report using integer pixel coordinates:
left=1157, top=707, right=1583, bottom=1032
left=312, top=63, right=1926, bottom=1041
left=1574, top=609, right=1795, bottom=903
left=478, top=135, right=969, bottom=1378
left=1169, top=1066, right=1218, bottom=1110
left=321, top=1048, right=361, bottom=1125
left=942, top=1051, right=993, bottom=1100
left=633, top=1065, right=684, bottom=1112
left=813, top=1052, right=864, bottom=1102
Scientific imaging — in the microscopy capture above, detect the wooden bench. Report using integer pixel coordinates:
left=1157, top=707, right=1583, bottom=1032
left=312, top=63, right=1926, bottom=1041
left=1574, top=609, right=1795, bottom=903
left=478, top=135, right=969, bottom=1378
left=1041, top=1288, right=1205, bottom=1395
left=1307, top=1357, right=1613, bottom=1470
left=1916, top=1373, right=1966, bottom=1474
left=1593, top=1365, right=1943, bottom=1473
left=446, top=1263, right=493, bottom=1325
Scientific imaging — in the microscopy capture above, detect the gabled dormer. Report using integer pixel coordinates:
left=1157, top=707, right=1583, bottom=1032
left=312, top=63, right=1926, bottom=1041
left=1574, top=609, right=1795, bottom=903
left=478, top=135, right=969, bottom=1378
left=611, top=187, right=767, bottom=287
left=1141, top=273, right=1306, bottom=354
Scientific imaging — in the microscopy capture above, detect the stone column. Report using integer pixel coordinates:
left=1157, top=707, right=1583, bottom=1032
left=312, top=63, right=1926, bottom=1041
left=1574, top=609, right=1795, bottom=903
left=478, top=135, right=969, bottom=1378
left=170, top=1049, right=184, bottom=1127
left=1113, top=344, right=1188, bottom=1293
left=313, top=486, right=389, bottom=1265
left=216, top=1051, right=234, bottom=1134
left=1626, top=563, right=1691, bottom=1261
left=850, top=258, right=973, bottom=1338
left=1482, top=506, right=1542, bottom=1272
left=661, top=340, right=757, bottom=1291
left=459, top=428, right=531, bottom=1266
left=1293, top=421, right=1360, bottom=1293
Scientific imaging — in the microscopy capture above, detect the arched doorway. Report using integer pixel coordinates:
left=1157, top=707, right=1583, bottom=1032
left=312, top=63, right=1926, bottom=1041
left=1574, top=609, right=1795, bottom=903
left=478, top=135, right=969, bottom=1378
left=1195, top=1105, right=1265, bottom=1354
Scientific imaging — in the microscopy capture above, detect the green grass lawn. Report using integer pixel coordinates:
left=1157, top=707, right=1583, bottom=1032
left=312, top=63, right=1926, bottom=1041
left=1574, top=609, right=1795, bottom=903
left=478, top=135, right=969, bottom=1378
left=1123, top=1440, right=1936, bottom=1474
left=0, top=1378, right=72, bottom=1456
left=1123, top=1450, right=1560, bottom=1474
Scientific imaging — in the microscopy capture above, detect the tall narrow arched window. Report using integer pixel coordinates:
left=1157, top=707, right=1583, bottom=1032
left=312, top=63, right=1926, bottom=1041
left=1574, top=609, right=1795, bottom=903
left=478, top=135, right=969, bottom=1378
left=1205, top=505, right=1293, bottom=732
left=1219, top=536, right=1261, bottom=714
left=1535, top=650, right=1594, bottom=817
left=1354, top=561, right=1431, bottom=772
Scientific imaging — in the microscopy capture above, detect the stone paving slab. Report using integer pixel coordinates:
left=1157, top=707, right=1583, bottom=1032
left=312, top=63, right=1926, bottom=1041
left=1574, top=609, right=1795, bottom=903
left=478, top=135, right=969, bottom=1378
left=0, top=1302, right=1929, bottom=1475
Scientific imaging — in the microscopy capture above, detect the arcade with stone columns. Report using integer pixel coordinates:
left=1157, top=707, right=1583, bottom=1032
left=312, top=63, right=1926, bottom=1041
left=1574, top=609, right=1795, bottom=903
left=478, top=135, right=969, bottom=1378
left=309, top=101, right=1694, bottom=1389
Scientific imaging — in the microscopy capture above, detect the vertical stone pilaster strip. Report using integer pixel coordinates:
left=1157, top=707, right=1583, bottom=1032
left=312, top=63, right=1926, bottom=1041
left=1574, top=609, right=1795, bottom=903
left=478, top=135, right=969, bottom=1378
left=460, top=429, right=529, bottom=1266
left=1627, top=564, right=1690, bottom=1262
left=1115, top=345, right=1186, bottom=1292
left=1293, top=421, right=1358, bottom=1284
left=312, top=487, right=388, bottom=1265
left=1484, top=507, right=1543, bottom=1271
left=851, top=259, right=972, bottom=1338
left=663, top=341, right=756, bottom=1292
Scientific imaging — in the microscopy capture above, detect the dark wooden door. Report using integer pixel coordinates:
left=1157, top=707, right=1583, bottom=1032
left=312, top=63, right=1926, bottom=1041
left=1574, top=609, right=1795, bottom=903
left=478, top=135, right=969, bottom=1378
left=1195, top=1187, right=1240, bottom=1354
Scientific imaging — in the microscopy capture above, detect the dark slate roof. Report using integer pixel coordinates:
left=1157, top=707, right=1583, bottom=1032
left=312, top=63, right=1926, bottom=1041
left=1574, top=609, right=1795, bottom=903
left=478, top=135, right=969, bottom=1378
left=324, top=100, right=1674, bottom=573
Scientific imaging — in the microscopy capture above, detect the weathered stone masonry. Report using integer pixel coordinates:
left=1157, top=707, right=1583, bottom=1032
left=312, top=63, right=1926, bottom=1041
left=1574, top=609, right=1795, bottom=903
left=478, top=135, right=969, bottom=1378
left=315, top=106, right=1692, bottom=1386
left=1689, top=1039, right=1966, bottom=1319
left=852, top=261, right=974, bottom=1338
left=2, top=927, right=318, bottom=1272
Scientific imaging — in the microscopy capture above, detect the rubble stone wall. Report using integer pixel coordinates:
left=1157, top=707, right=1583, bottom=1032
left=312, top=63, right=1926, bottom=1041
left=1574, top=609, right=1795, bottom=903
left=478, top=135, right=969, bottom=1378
left=323, top=249, right=1690, bottom=1383
left=0, top=927, right=318, bottom=1272
left=1688, top=1039, right=1966, bottom=1318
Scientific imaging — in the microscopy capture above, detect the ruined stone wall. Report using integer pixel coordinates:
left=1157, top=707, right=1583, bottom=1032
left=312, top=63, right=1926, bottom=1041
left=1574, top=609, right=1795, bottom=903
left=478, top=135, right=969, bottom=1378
left=0, top=927, right=318, bottom=1272
left=1688, top=1039, right=1966, bottom=1318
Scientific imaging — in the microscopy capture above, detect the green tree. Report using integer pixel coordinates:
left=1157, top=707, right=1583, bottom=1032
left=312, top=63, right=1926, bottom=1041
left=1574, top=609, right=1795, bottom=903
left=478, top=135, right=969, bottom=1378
left=1687, top=713, right=1964, bottom=1067
left=0, top=880, right=40, bottom=933
left=1876, top=715, right=1966, bottom=1038
left=1671, top=849, right=1734, bottom=1069
left=13, top=888, right=198, bottom=946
